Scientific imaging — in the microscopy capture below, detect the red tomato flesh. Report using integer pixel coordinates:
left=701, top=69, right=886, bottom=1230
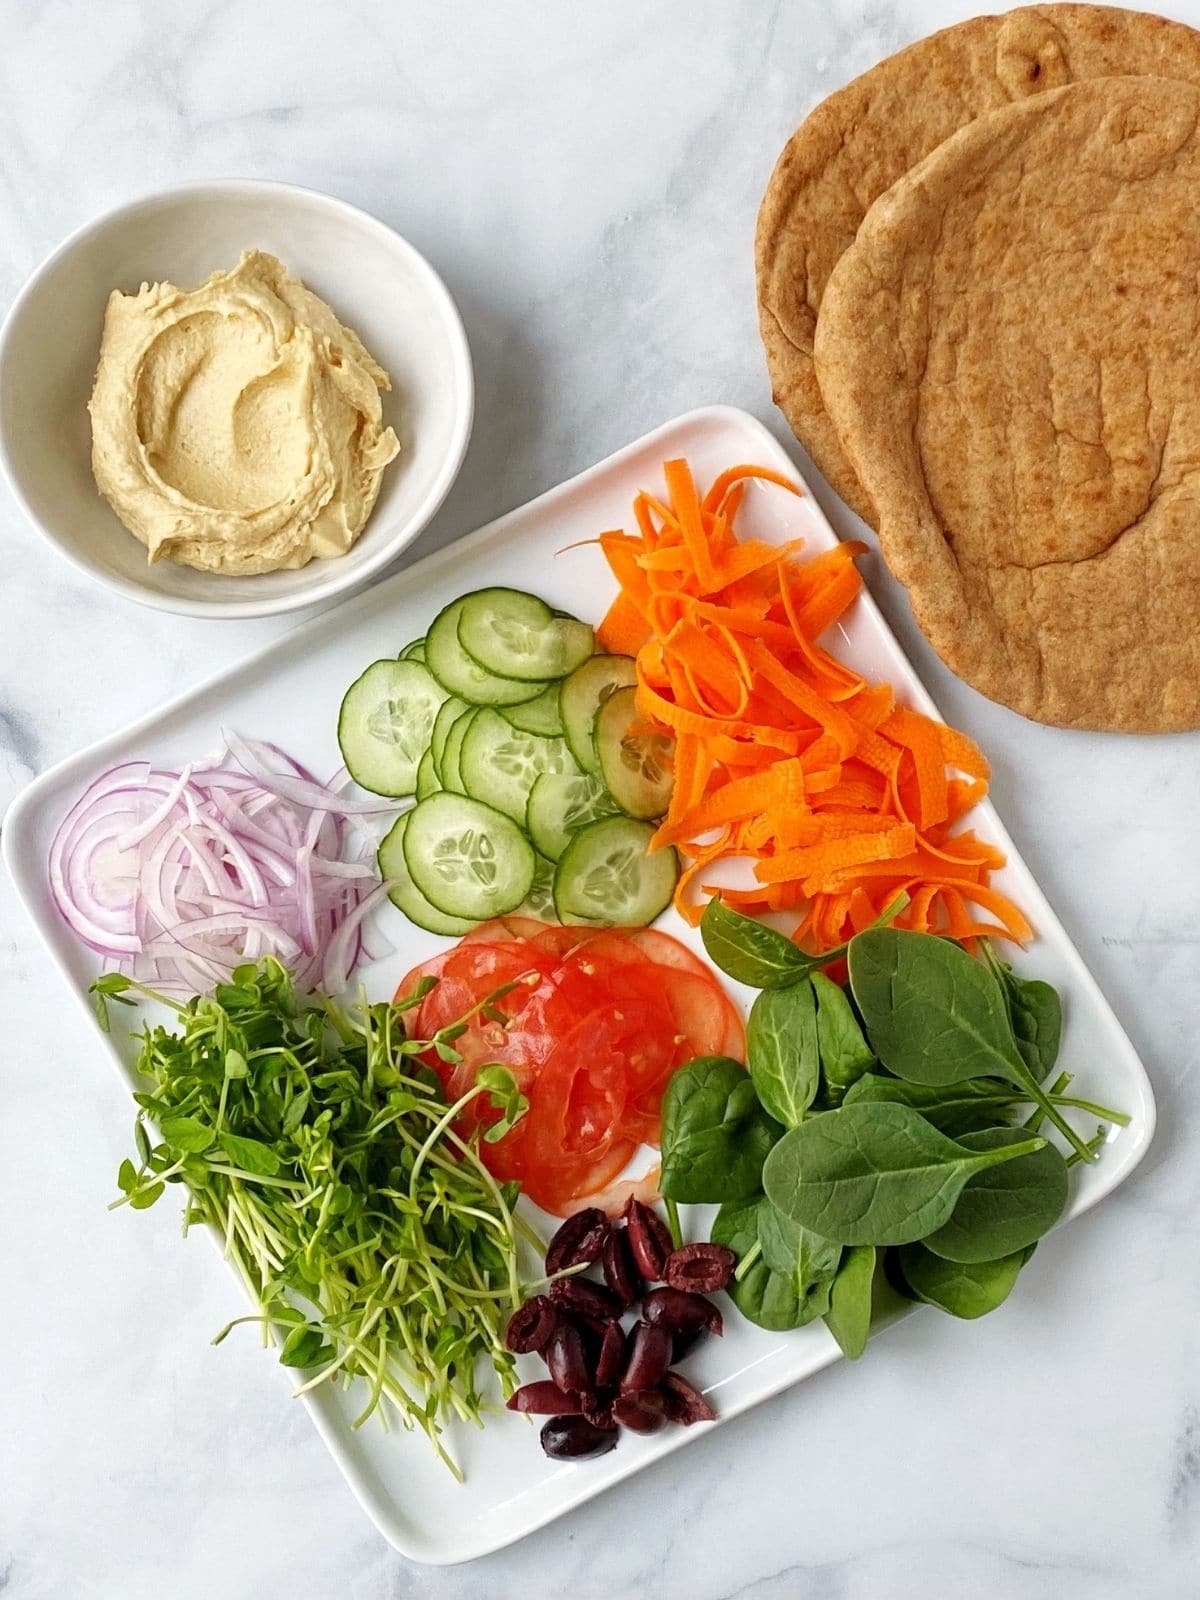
left=395, top=922, right=746, bottom=1215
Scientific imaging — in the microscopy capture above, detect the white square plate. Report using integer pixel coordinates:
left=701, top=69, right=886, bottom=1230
left=3, top=406, right=1155, bottom=1564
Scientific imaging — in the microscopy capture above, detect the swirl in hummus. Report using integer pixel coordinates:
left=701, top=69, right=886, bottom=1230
left=88, top=250, right=400, bottom=575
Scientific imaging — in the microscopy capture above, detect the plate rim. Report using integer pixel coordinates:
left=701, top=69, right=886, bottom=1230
left=2, top=403, right=1157, bottom=1564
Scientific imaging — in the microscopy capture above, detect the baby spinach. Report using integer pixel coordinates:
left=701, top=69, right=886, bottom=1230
left=700, top=899, right=813, bottom=990
left=712, top=1195, right=832, bottom=1331
left=849, top=928, right=1026, bottom=1084
left=757, top=1197, right=842, bottom=1291
left=701, top=892, right=908, bottom=991
left=824, top=1244, right=876, bottom=1359
left=660, top=1055, right=781, bottom=1203
left=897, top=1242, right=1026, bottom=1319
left=989, top=952, right=1062, bottom=1082
left=812, top=972, right=876, bottom=1105
left=673, top=920, right=1125, bottom=1349
left=747, top=981, right=821, bottom=1126
left=842, top=1073, right=1018, bottom=1136
left=848, top=929, right=1093, bottom=1162
left=843, top=1071, right=1128, bottom=1137
left=762, top=1100, right=1047, bottom=1246
left=922, top=1126, right=1068, bottom=1263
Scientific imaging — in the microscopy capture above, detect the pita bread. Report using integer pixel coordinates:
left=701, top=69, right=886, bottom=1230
left=814, top=75, right=1200, bottom=731
left=756, top=5, right=1200, bottom=523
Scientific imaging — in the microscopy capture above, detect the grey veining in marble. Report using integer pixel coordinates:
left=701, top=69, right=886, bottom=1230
left=2, top=2, right=1199, bottom=1596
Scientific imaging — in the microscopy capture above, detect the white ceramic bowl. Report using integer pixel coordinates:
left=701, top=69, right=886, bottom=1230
left=0, top=181, right=473, bottom=618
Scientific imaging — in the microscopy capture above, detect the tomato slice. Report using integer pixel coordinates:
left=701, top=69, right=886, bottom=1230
left=621, top=926, right=724, bottom=979
left=401, top=943, right=540, bottom=1033
left=461, top=918, right=596, bottom=959
left=660, top=969, right=745, bottom=1062
left=459, top=915, right=551, bottom=945
left=393, top=920, right=747, bottom=1215
left=483, top=1004, right=652, bottom=1211
left=524, top=1139, right=639, bottom=1217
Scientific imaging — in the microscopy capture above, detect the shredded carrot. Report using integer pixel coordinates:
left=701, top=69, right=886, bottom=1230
left=596, top=457, right=1030, bottom=952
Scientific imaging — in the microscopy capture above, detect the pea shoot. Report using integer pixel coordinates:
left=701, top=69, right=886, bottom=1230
left=95, top=957, right=543, bottom=1477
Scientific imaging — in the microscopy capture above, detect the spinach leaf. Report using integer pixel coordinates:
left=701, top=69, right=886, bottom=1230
left=824, top=1244, right=876, bottom=1359
left=700, top=899, right=811, bottom=990
left=922, top=1126, right=1068, bottom=1263
left=897, top=1242, right=1026, bottom=1319
left=761, top=1100, right=1048, bottom=1246
left=848, top=929, right=1092, bottom=1162
left=757, top=1197, right=842, bottom=1291
left=660, top=1056, right=781, bottom=1203
left=712, top=1196, right=833, bottom=1331
left=842, top=1073, right=1018, bottom=1136
left=998, top=965, right=1062, bottom=1082
left=747, top=981, right=821, bottom=1127
left=812, top=972, right=876, bottom=1105
left=848, top=928, right=1024, bottom=1085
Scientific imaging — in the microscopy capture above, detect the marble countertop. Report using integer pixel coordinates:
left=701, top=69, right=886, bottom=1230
left=2, top=2, right=1199, bottom=1595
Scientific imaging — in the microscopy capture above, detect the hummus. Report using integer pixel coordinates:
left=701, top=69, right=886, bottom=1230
left=88, top=251, right=400, bottom=574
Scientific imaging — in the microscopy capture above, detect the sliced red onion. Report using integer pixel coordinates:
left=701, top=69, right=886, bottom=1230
left=321, top=880, right=396, bottom=994
left=116, top=766, right=193, bottom=851
left=49, top=734, right=392, bottom=997
left=224, top=731, right=395, bottom=816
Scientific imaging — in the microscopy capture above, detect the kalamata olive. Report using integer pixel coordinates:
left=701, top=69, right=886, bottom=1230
left=660, top=1371, right=717, bottom=1425
left=663, top=1242, right=736, bottom=1294
left=581, top=1390, right=615, bottom=1430
left=546, top=1320, right=591, bottom=1395
left=544, top=1208, right=610, bottom=1275
left=557, top=1310, right=607, bottom=1384
left=594, top=1319, right=625, bottom=1390
left=508, top=1381, right=585, bottom=1415
left=600, top=1227, right=642, bottom=1307
left=550, top=1275, right=623, bottom=1322
left=540, top=1415, right=620, bottom=1461
left=671, top=1327, right=703, bottom=1363
left=619, top=1320, right=672, bottom=1394
left=612, top=1389, right=668, bottom=1434
left=641, top=1285, right=722, bottom=1337
left=504, top=1294, right=558, bottom=1354
left=624, top=1197, right=673, bottom=1280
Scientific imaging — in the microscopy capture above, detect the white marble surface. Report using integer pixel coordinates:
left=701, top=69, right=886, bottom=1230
left=2, top=1, right=1199, bottom=1594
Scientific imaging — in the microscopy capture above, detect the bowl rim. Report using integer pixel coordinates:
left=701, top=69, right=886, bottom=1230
left=0, top=177, right=475, bottom=620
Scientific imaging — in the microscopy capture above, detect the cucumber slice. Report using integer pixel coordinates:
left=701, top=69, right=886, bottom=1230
left=430, top=696, right=469, bottom=773
left=399, top=637, right=427, bottom=662
left=526, top=771, right=617, bottom=862
left=596, top=685, right=675, bottom=819
left=502, top=684, right=565, bottom=737
left=458, top=587, right=594, bottom=683
left=439, top=709, right=477, bottom=795
left=459, top=708, right=579, bottom=824
left=378, top=813, right=473, bottom=937
left=337, top=659, right=448, bottom=798
left=415, top=748, right=441, bottom=800
left=560, top=654, right=638, bottom=774
left=553, top=817, right=677, bottom=927
left=404, top=793, right=536, bottom=921
left=514, top=852, right=558, bottom=921
left=426, top=595, right=551, bottom=706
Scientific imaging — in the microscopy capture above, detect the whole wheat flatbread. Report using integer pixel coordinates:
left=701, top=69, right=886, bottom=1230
left=813, top=75, right=1200, bottom=732
left=756, top=5, right=1200, bottom=524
